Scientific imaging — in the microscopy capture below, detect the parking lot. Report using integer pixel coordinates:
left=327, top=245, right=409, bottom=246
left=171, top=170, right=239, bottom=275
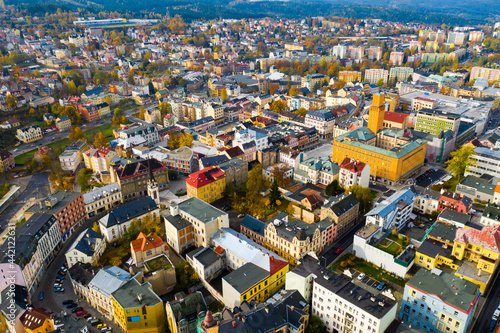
left=415, top=168, right=447, bottom=188
left=350, top=271, right=387, bottom=292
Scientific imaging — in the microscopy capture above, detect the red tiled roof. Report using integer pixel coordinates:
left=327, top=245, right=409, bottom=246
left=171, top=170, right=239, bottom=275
left=269, top=256, right=289, bottom=276
left=214, top=245, right=225, bottom=254
left=454, top=224, right=500, bottom=253
left=384, top=111, right=408, bottom=124
left=131, top=232, right=165, bottom=253
left=185, top=166, right=226, bottom=189
left=340, top=157, right=367, bottom=174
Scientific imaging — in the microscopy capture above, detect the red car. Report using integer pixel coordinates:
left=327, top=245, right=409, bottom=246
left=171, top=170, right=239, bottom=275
left=76, top=310, right=87, bottom=316
left=335, top=248, right=343, bottom=254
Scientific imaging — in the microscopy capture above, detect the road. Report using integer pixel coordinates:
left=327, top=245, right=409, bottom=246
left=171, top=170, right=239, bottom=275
left=469, top=266, right=500, bottom=333
left=320, top=218, right=365, bottom=267
left=0, top=172, right=50, bottom=230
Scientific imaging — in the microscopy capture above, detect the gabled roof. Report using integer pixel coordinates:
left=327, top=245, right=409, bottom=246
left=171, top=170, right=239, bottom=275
left=113, top=158, right=166, bottom=180
left=20, top=308, right=52, bottom=330
left=100, top=197, right=158, bottom=228
left=454, top=224, right=500, bottom=253
left=167, top=291, right=206, bottom=323
left=131, top=232, right=164, bottom=253
left=241, top=215, right=265, bottom=236
left=340, top=157, right=367, bottom=174
left=185, top=166, right=226, bottom=189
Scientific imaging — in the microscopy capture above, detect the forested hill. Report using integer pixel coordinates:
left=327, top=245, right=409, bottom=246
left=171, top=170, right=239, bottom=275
left=8, top=0, right=500, bottom=25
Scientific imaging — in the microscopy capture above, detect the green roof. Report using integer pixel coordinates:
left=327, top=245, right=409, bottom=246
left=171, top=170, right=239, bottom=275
left=407, top=269, right=479, bottom=312
left=223, top=263, right=269, bottom=293
left=457, top=176, right=495, bottom=196
left=335, top=127, right=427, bottom=159
left=177, top=197, right=228, bottom=223
left=427, top=222, right=457, bottom=244
left=482, top=206, right=500, bottom=222
left=111, top=279, right=161, bottom=309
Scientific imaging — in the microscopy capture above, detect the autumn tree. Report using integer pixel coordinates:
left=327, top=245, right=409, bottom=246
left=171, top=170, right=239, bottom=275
left=5, top=94, right=17, bottom=108
left=93, top=131, right=107, bottom=148
left=289, top=87, right=300, bottom=96
left=69, top=126, right=86, bottom=142
left=221, top=88, right=228, bottom=101
left=139, top=106, right=145, bottom=120
left=446, top=144, right=476, bottom=181
left=270, top=100, right=287, bottom=113
left=60, top=106, right=81, bottom=125
left=246, top=164, right=263, bottom=201
left=376, top=78, right=385, bottom=86
left=77, top=168, right=92, bottom=192
left=295, top=107, right=308, bottom=117
left=140, top=214, right=164, bottom=237
left=269, top=179, right=282, bottom=207
left=347, top=185, right=374, bottom=214
left=92, top=221, right=101, bottom=234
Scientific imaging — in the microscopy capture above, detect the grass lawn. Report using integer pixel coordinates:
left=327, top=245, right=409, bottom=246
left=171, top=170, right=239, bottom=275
left=145, top=255, right=172, bottom=271
left=375, top=240, right=402, bottom=256
left=122, top=103, right=139, bottom=112
left=16, top=217, right=26, bottom=228
left=432, top=175, right=459, bottom=192
left=0, top=184, right=11, bottom=198
left=208, top=301, right=225, bottom=313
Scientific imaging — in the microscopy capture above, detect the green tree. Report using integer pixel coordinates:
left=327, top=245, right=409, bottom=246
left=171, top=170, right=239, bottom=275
left=348, top=185, right=374, bottom=214
left=178, top=78, right=187, bottom=87
left=306, top=316, right=326, bottom=333
left=269, top=179, right=282, bottom=207
left=175, top=261, right=200, bottom=292
left=295, top=107, right=308, bottom=117
left=225, top=181, right=236, bottom=198
left=5, top=94, right=17, bottom=108
left=68, top=126, right=85, bottom=142
left=93, top=131, right=107, bottom=148
left=325, top=179, right=341, bottom=196
left=376, top=78, right=385, bottom=86
left=445, top=145, right=475, bottom=181
left=77, top=168, right=92, bottom=192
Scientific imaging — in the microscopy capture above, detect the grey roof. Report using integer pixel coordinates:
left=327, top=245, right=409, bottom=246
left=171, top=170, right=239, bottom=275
left=323, top=194, right=359, bottom=217
left=438, top=209, right=470, bottom=225
left=68, top=262, right=97, bottom=286
left=100, top=197, right=158, bottom=228
left=111, top=278, right=162, bottom=309
left=412, top=185, right=441, bottom=200
left=82, top=182, right=121, bottom=205
left=167, top=291, right=206, bottom=323
left=427, top=222, right=457, bottom=244
left=223, top=263, right=269, bottom=293
left=189, top=247, right=220, bottom=267
left=241, top=215, right=265, bottom=237
left=483, top=206, right=500, bottom=222
left=457, top=175, right=495, bottom=196
left=68, top=228, right=103, bottom=257
left=88, top=266, right=134, bottom=298
left=25, top=191, right=82, bottom=215
left=164, top=213, right=192, bottom=230
left=417, top=238, right=453, bottom=259
left=177, top=197, right=227, bottom=223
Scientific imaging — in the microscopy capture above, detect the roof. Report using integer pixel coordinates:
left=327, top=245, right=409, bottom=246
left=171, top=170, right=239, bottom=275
left=131, top=232, right=164, bottom=253
left=0, top=149, right=13, bottom=161
left=112, top=158, right=165, bottom=180
left=185, top=166, right=226, bottom=189
left=438, top=209, right=470, bottom=225
left=99, top=196, right=158, bottom=228
left=20, top=308, right=52, bottom=330
left=111, top=278, right=162, bottom=309
left=224, top=146, right=244, bottom=158
left=406, top=269, right=479, bottom=313
left=177, top=197, right=227, bottom=222
left=167, top=291, right=206, bottom=323
left=482, top=206, right=500, bottom=222
left=88, top=266, right=134, bottom=298
left=427, top=222, right=457, bottom=244
left=82, top=182, right=121, bottom=205
left=67, top=228, right=103, bottom=257
left=454, top=224, right=500, bottom=253
left=223, top=263, right=269, bottom=293
left=188, top=246, right=220, bottom=267
left=366, top=189, right=415, bottom=218
left=417, top=238, right=453, bottom=259
left=241, top=215, right=266, bottom=236
left=384, top=111, right=408, bottom=124
left=457, top=175, right=495, bottom=196
left=323, top=194, right=359, bottom=218
left=25, top=191, right=82, bottom=216
left=340, top=157, right=368, bottom=174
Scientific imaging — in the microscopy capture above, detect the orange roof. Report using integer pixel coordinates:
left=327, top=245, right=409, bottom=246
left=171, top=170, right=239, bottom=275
left=384, top=111, right=408, bottom=124
left=454, top=224, right=500, bottom=253
left=495, top=179, right=500, bottom=194
left=340, top=157, right=367, bottom=174
left=186, top=166, right=226, bottom=189
left=214, top=245, right=225, bottom=254
left=131, top=232, right=165, bottom=253
left=20, top=308, right=52, bottom=330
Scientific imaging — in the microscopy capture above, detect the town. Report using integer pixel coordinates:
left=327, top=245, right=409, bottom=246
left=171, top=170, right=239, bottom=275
left=0, top=5, right=500, bottom=333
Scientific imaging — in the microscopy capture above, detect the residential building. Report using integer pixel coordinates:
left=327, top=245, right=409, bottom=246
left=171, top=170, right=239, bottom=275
left=217, top=158, right=248, bottom=188
left=415, top=109, right=461, bottom=136
left=111, top=278, right=164, bottom=333
left=305, top=109, right=336, bottom=138
left=205, top=103, right=225, bottom=125
left=320, top=194, right=360, bottom=239
left=481, top=206, right=500, bottom=226
left=470, top=66, right=500, bottom=82
left=24, top=191, right=86, bottom=241
left=65, top=228, right=106, bottom=268
left=83, top=147, right=117, bottom=176
left=58, top=149, right=80, bottom=173
left=412, top=185, right=440, bottom=215
left=294, top=156, right=339, bottom=186
left=264, top=212, right=322, bottom=264
left=339, top=71, right=362, bottom=83
left=0, top=150, right=14, bottom=172
left=331, top=45, right=347, bottom=58
left=99, top=196, right=160, bottom=242
left=338, top=157, right=370, bottom=189
left=116, top=123, right=160, bottom=147
left=186, top=166, right=226, bottom=203
left=383, top=111, right=408, bottom=129
left=456, top=175, right=496, bottom=204
left=20, top=308, right=54, bottom=333
left=389, top=51, right=404, bottom=65
left=166, top=292, right=207, bottom=333
left=83, top=183, right=123, bottom=218
left=187, top=246, right=224, bottom=282
left=448, top=31, right=467, bottom=45
left=17, top=124, right=42, bottom=143
left=144, top=107, right=161, bottom=124
left=111, top=158, right=168, bottom=201
left=364, top=69, right=389, bottom=85
left=0, top=214, right=61, bottom=303
left=466, top=147, right=500, bottom=180
left=438, top=190, right=473, bottom=214
left=240, top=215, right=266, bottom=246
left=389, top=67, right=414, bottom=82
left=131, top=232, right=169, bottom=267
left=399, top=269, right=480, bottom=333
left=76, top=104, right=100, bottom=122
left=366, top=189, right=415, bottom=232
left=55, top=115, right=71, bottom=131
left=164, top=197, right=229, bottom=250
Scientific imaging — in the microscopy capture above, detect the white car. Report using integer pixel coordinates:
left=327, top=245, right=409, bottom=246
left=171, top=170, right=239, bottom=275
left=357, top=273, right=366, bottom=281
left=54, top=283, right=63, bottom=288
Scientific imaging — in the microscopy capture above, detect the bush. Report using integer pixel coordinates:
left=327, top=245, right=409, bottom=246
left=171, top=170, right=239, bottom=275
left=340, top=261, right=347, bottom=268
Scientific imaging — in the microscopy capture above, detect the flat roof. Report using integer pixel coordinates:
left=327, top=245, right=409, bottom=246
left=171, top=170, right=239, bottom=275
left=177, top=197, right=227, bottom=223
left=222, top=263, right=269, bottom=293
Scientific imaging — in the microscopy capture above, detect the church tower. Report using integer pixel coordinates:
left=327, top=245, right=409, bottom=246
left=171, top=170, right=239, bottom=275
left=368, top=94, right=385, bottom=134
left=147, top=159, right=160, bottom=206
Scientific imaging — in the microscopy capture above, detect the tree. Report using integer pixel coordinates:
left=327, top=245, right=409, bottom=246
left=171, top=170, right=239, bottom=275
left=221, top=88, right=228, bottom=101
left=325, top=179, right=341, bottom=196
left=376, top=78, right=385, bottom=86
left=289, top=87, right=300, bottom=96
left=92, top=221, right=101, bottom=234
left=179, top=133, right=193, bottom=148
left=77, top=168, right=92, bottom=192
left=225, top=181, right=236, bottom=198
left=93, top=131, right=107, bottom=148
left=445, top=144, right=475, bottom=181
left=347, top=185, right=374, bottom=214
left=110, top=257, right=122, bottom=267
left=175, top=261, right=200, bottom=292
left=269, top=179, right=282, bottom=207
left=60, top=106, right=81, bottom=125
left=178, top=78, right=187, bottom=88
left=271, top=166, right=289, bottom=188
left=270, top=100, right=287, bottom=113
left=295, top=107, right=308, bottom=117
left=69, top=126, right=86, bottom=142
left=5, top=94, right=17, bottom=108
left=246, top=164, right=263, bottom=201
left=140, top=214, right=164, bottom=238
left=306, top=316, right=326, bottom=333
left=139, top=106, right=145, bottom=120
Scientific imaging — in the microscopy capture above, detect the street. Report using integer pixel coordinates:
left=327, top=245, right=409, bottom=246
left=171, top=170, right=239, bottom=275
left=469, top=266, right=500, bottom=333
left=320, top=218, right=365, bottom=267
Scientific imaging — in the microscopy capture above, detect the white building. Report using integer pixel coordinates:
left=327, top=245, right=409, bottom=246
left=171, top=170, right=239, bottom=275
left=68, top=34, right=88, bottom=48
left=294, top=156, right=339, bottom=186
left=466, top=147, right=500, bottom=179
left=118, top=123, right=160, bottom=147
left=305, top=109, right=336, bottom=138
left=65, top=228, right=106, bottom=268
left=83, top=183, right=123, bottom=218
left=339, top=158, right=370, bottom=189
left=331, top=45, right=347, bottom=59
left=365, top=189, right=415, bottom=232
left=412, top=186, right=440, bottom=215
left=59, top=150, right=81, bottom=173
left=186, top=246, right=224, bottom=282
left=364, top=69, right=389, bottom=85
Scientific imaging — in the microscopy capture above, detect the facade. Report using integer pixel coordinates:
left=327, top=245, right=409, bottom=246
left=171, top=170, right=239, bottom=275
left=55, top=115, right=71, bottom=131
left=470, top=66, right=500, bottom=81
left=131, top=232, right=169, bottom=267
left=111, top=278, right=164, bottom=333
left=83, top=182, right=123, bottom=218
left=320, top=194, right=360, bottom=240
left=240, top=215, right=266, bottom=246
left=412, top=185, right=440, bottom=215
left=17, top=124, right=42, bottom=143
left=389, top=51, right=404, bottom=65
left=83, top=147, right=117, bottom=175
left=59, top=149, right=80, bottom=173
left=366, top=189, right=415, bottom=232
left=466, top=147, right=500, bottom=180
left=187, top=246, right=224, bottom=282
left=65, top=228, right=106, bottom=268
left=415, top=109, right=460, bottom=136
left=338, top=157, right=370, bottom=189
left=99, top=196, right=160, bottom=242
left=456, top=175, right=496, bottom=204
left=305, top=109, right=336, bottom=138
left=400, top=269, right=480, bottom=333
left=481, top=206, right=500, bottom=226
left=116, top=124, right=160, bottom=147
left=294, top=156, right=339, bottom=186
left=364, top=69, right=389, bottom=85
left=0, top=214, right=61, bottom=303
left=24, top=191, right=86, bottom=241
left=339, top=71, right=362, bottom=83
left=0, top=149, right=15, bottom=172
left=438, top=190, right=473, bottom=214
left=186, top=166, right=226, bottom=203
left=389, top=67, right=414, bottom=82
left=166, top=291, right=207, bottom=333
left=111, top=158, right=168, bottom=201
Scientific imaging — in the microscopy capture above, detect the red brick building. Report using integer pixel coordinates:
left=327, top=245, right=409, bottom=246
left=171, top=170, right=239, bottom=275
left=76, top=104, right=100, bottom=122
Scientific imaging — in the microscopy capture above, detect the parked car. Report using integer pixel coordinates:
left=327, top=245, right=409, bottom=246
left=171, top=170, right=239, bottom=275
left=377, top=282, right=385, bottom=291
left=493, top=309, right=500, bottom=321
left=66, top=303, right=77, bottom=309
left=101, top=328, right=111, bottom=332
left=86, top=316, right=94, bottom=321
left=237, top=214, right=245, bottom=218
left=335, top=248, right=343, bottom=254
left=97, top=323, right=107, bottom=329
left=62, top=300, right=74, bottom=305
left=60, top=266, right=67, bottom=272
left=38, top=292, right=44, bottom=301
left=222, top=205, right=230, bottom=211
left=57, top=270, right=66, bottom=276
left=53, top=283, right=62, bottom=288
left=357, top=273, right=366, bottom=281
left=90, top=319, right=101, bottom=326
left=490, top=319, right=496, bottom=331
left=71, top=307, right=83, bottom=313
left=54, top=287, right=65, bottom=292
left=76, top=310, right=87, bottom=316
left=56, top=275, right=65, bottom=280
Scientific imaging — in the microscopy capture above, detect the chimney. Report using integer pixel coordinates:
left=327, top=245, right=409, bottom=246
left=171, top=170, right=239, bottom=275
left=137, top=294, right=143, bottom=303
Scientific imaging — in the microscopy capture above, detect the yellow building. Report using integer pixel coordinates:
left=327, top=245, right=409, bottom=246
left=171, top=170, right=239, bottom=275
left=17, top=124, right=42, bottom=143
left=111, top=279, right=164, bottom=333
left=19, top=308, right=54, bottom=333
left=332, top=95, right=427, bottom=184
left=55, top=116, right=71, bottom=131
left=264, top=214, right=322, bottom=264
left=186, top=167, right=226, bottom=203
left=339, top=71, right=362, bottom=83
